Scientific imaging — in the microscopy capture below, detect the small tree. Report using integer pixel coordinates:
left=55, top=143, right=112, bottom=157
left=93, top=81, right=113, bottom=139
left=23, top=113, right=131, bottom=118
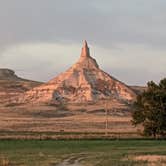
left=132, top=78, right=166, bottom=138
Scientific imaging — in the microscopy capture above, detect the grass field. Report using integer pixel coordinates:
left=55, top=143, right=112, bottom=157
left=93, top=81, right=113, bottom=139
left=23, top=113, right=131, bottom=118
left=0, top=105, right=141, bottom=139
left=0, top=140, right=166, bottom=166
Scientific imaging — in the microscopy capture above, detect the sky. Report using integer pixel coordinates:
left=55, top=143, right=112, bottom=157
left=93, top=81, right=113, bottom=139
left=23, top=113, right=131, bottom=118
left=0, top=0, right=165, bottom=85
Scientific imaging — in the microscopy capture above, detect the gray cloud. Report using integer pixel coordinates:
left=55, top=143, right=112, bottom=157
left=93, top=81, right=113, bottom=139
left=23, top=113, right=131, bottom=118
left=106, top=68, right=165, bottom=86
left=0, top=0, right=166, bottom=48
left=0, top=0, right=165, bottom=85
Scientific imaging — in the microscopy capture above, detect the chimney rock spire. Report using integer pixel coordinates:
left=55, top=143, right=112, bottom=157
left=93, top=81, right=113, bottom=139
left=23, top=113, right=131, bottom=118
left=81, top=40, right=90, bottom=58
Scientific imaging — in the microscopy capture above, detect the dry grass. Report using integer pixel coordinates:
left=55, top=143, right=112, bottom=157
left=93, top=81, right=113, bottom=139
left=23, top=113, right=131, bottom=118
left=132, top=155, right=166, bottom=166
left=134, top=155, right=166, bottom=162
left=0, top=157, right=10, bottom=166
left=0, top=104, right=141, bottom=139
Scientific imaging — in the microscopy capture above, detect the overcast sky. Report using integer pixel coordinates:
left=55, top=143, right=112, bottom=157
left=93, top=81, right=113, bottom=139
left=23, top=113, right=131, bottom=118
left=0, top=0, right=165, bottom=85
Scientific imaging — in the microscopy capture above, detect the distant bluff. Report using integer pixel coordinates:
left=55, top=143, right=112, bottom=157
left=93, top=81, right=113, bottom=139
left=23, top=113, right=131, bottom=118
left=0, top=69, right=41, bottom=104
left=0, top=69, right=18, bottom=80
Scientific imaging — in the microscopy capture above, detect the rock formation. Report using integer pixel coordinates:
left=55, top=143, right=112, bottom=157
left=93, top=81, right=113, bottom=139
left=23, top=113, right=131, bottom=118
left=15, top=41, right=136, bottom=104
left=0, top=69, right=18, bottom=80
left=0, top=69, right=42, bottom=104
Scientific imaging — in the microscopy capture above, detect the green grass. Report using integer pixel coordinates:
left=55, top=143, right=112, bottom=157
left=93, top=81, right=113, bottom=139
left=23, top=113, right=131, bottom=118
left=0, top=140, right=166, bottom=166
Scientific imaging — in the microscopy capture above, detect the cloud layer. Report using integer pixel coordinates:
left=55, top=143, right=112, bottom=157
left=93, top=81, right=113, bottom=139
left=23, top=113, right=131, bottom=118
left=0, top=0, right=165, bottom=85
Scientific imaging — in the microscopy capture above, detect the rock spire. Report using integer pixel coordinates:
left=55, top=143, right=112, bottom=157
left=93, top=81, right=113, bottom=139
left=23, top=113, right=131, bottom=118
left=80, top=40, right=90, bottom=58
left=13, top=41, right=136, bottom=104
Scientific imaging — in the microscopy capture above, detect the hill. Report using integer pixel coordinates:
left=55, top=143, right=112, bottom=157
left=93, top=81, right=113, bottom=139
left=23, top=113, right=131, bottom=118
left=15, top=41, right=136, bottom=106
left=0, top=69, right=42, bottom=104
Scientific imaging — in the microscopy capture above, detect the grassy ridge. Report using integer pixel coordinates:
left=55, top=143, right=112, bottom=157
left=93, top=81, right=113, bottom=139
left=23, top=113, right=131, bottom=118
left=0, top=140, right=166, bottom=166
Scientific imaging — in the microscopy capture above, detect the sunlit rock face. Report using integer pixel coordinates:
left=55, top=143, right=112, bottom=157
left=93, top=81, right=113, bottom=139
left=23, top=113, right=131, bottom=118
left=16, top=41, right=136, bottom=104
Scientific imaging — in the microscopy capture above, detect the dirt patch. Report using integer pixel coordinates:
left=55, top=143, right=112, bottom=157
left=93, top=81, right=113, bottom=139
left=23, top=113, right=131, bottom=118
left=54, top=154, right=87, bottom=166
left=134, top=155, right=166, bottom=162
left=132, top=155, right=166, bottom=166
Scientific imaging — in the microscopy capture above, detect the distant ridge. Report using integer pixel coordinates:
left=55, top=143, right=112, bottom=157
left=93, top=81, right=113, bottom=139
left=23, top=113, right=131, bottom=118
left=0, top=69, right=42, bottom=104
left=0, top=69, right=19, bottom=80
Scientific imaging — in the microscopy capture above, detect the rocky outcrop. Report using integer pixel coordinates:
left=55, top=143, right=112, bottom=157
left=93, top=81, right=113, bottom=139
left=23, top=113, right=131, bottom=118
left=0, top=69, right=42, bottom=104
left=15, top=41, right=136, bottom=104
left=0, top=69, right=18, bottom=80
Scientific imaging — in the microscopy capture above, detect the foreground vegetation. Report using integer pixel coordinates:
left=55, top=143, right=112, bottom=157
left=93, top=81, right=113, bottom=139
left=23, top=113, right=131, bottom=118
left=0, top=140, right=166, bottom=166
left=132, top=78, right=166, bottom=137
